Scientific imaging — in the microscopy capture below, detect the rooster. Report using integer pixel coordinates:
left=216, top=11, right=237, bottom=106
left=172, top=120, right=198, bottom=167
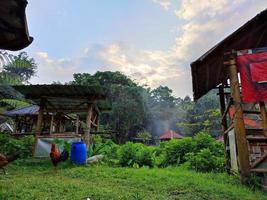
left=50, top=143, right=69, bottom=168
left=0, top=153, right=19, bottom=174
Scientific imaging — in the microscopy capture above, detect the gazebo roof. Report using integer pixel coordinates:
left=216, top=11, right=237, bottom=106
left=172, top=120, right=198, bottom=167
left=0, top=0, right=33, bottom=50
left=13, top=85, right=111, bottom=112
left=160, top=130, right=183, bottom=140
left=191, top=9, right=267, bottom=100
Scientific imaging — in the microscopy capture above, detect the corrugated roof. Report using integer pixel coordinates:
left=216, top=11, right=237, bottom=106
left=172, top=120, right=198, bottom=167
left=3, top=105, right=39, bottom=116
left=191, top=9, right=267, bottom=100
left=13, top=85, right=111, bottom=111
left=0, top=0, right=33, bottom=50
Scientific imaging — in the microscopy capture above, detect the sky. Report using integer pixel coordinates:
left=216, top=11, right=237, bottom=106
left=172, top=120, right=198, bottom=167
left=21, top=0, right=267, bottom=97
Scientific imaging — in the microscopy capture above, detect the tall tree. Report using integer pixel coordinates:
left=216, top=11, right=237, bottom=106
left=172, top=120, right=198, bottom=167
left=1, top=51, right=37, bottom=84
left=72, top=71, right=147, bottom=143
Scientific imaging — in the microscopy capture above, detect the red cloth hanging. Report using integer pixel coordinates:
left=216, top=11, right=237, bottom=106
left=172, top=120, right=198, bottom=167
left=237, top=51, right=267, bottom=103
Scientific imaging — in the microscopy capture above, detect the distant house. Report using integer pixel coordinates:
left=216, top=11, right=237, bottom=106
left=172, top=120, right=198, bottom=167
left=160, top=130, right=183, bottom=141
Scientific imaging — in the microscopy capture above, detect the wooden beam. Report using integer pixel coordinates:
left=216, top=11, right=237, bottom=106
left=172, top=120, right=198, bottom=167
left=228, top=52, right=250, bottom=183
left=259, top=101, right=267, bottom=137
left=84, top=104, right=93, bottom=147
left=218, top=85, right=231, bottom=173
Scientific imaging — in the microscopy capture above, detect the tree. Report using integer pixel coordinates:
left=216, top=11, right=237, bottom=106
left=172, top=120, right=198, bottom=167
left=1, top=51, right=37, bottom=84
left=72, top=71, right=148, bottom=143
left=0, top=51, right=36, bottom=109
left=176, top=90, right=221, bottom=136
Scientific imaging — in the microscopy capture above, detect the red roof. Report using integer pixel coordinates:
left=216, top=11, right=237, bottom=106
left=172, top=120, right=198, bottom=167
left=160, top=130, right=183, bottom=140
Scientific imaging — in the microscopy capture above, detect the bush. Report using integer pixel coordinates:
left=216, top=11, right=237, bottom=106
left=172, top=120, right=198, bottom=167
left=118, top=142, right=154, bottom=167
left=160, top=137, right=196, bottom=166
left=0, top=133, right=34, bottom=158
left=185, top=148, right=225, bottom=172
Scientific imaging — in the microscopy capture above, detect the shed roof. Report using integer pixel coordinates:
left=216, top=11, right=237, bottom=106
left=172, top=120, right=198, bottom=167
left=3, top=105, right=39, bottom=116
left=0, top=0, right=33, bottom=50
left=160, top=130, right=183, bottom=140
left=191, top=9, right=267, bottom=100
left=13, top=85, right=111, bottom=112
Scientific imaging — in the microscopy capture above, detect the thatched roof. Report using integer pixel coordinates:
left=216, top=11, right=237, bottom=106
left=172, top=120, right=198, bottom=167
left=0, top=0, right=33, bottom=50
left=191, top=9, right=267, bottom=100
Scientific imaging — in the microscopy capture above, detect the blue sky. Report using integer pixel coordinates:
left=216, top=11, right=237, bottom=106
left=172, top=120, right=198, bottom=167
left=22, top=0, right=267, bottom=97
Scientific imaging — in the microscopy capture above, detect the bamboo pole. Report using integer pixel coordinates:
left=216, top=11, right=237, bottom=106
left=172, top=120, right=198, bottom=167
left=228, top=52, right=250, bottom=183
left=259, top=101, right=267, bottom=137
left=85, top=104, right=93, bottom=147
left=218, top=85, right=231, bottom=173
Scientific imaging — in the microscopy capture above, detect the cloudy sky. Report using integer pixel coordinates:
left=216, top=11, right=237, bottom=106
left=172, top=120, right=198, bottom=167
left=22, top=0, right=267, bottom=97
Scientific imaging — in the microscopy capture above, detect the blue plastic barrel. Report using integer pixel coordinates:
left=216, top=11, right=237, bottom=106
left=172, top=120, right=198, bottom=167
left=71, top=142, right=87, bottom=165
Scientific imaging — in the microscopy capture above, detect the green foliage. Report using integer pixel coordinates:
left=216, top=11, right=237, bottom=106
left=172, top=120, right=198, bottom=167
left=118, top=142, right=154, bottom=167
left=88, top=135, right=119, bottom=160
left=186, top=148, right=225, bottom=172
left=176, top=91, right=221, bottom=137
left=0, top=98, right=30, bottom=109
left=2, top=52, right=37, bottom=84
left=72, top=71, right=147, bottom=143
left=160, top=137, right=196, bottom=167
left=136, top=130, right=152, bottom=140
left=0, top=134, right=34, bottom=158
left=155, top=132, right=225, bottom=172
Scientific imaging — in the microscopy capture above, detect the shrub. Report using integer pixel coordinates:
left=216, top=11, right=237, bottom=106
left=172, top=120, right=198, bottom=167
left=160, top=137, right=196, bottom=166
left=185, top=148, right=225, bottom=172
left=118, top=142, right=154, bottom=167
left=0, top=133, right=34, bottom=158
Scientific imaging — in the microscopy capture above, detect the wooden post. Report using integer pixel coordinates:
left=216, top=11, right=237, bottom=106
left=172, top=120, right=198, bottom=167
left=259, top=101, right=267, bottom=137
left=85, top=104, right=93, bottom=147
left=96, top=114, right=100, bottom=132
left=218, top=85, right=231, bottom=173
left=34, top=99, right=45, bottom=156
left=76, top=115, right=79, bottom=134
left=228, top=52, right=250, bottom=183
left=49, top=114, right=54, bottom=134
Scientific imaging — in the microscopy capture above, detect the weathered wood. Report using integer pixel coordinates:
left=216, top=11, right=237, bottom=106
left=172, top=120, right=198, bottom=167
left=228, top=53, right=251, bottom=183
left=84, top=104, right=93, bottom=147
left=259, top=101, right=267, bottom=137
left=49, top=114, right=54, bottom=134
left=224, top=124, right=234, bottom=135
left=96, top=115, right=100, bottom=132
left=219, top=85, right=231, bottom=173
left=75, top=116, right=79, bottom=134
left=220, top=97, right=233, bottom=124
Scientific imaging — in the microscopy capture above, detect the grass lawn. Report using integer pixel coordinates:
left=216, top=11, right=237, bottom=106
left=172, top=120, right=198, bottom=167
left=0, top=159, right=266, bottom=200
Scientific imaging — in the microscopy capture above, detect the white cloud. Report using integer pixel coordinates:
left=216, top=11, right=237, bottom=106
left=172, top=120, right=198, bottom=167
left=99, top=43, right=183, bottom=88
left=31, top=52, right=83, bottom=84
left=152, top=0, right=171, bottom=10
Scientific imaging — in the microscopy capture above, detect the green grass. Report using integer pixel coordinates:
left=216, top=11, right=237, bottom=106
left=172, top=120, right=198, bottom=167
left=0, top=159, right=265, bottom=200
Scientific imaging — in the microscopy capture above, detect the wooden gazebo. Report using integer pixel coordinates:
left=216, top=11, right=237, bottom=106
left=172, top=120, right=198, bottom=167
left=191, top=9, right=267, bottom=184
left=13, top=84, right=111, bottom=156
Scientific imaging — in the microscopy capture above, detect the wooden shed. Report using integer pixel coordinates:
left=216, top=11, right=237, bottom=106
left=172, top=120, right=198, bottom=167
left=13, top=84, right=111, bottom=157
left=191, top=9, right=267, bottom=184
